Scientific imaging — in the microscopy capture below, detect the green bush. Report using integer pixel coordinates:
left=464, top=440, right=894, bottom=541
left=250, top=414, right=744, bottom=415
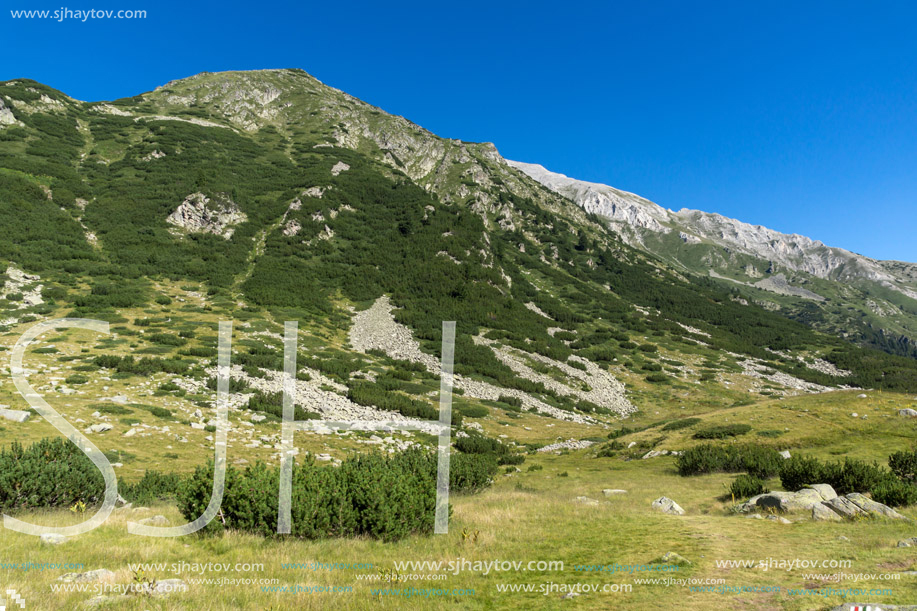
left=454, top=434, right=507, bottom=456
left=662, top=418, right=702, bottom=431
left=778, top=455, right=824, bottom=491
left=889, top=450, right=917, bottom=483
left=779, top=455, right=890, bottom=495
left=497, top=395, right=522, bottom=408
left=94, top=404, right=132, bottom=415
left=730, top=474, right=768, bottom=499
left=692, top=424, right=752, bottom=439
left=178, top=448, right=495, bottom=542
left=245, top=390, right=320, bottom=421
left=497, top=454, right=525, bottom=466
left=596, top=440, right=625, bottom=458
left=0, top=438, right=105, bottom=510
left=450, top=454, right=498, bottom=492
left=871, top=479, right=917, bottom=507
left=121, top=471, right=183, bottom=504
left=645, top=373, right=669, bottom=383
left=676, top=443, right=782, bottom=478
left=347, top=381, right=437, bottom=420
left=455, top=403, right=488, bottom=418
left=146, top=333, right=186, bottom=347
left=132, top=404, right=172, bottom=419
left=64, top=374, right=90, bottom=385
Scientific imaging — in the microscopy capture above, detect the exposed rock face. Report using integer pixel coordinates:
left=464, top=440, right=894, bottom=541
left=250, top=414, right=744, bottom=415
left=167, top=193, right=247, bottom=239
left=475, top=335, right=635, bottom=416
left=331, top=161, right=350, bottom=176
left=282, top=219, right=301, bottom=236
left=508, top=159, right=917, bottom=308
left=2, top=264, right=43, bottom=307
left=348, top=296, right=621, bottom=423
left=508, top=161, right=672, bottom=239
left=0, top=96, right=18, bottom=126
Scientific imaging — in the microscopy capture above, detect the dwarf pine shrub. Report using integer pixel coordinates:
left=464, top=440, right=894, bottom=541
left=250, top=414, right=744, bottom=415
left=178, top=448, right=496, bottom=541
left=0, top=438, right=105, bottom=510
left=730, top=474, right=768, bottom=499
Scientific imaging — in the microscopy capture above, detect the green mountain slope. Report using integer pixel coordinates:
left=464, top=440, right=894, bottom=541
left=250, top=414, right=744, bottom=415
left=1, top=68, right=916, bottom=411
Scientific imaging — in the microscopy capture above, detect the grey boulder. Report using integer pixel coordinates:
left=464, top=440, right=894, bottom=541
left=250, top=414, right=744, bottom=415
left=652, top=496, right=685, bottom=515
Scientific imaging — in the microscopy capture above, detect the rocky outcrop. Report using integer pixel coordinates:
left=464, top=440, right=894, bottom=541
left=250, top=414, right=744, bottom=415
left=537, top=440, right=595, bottom=453
left=167, top=193, right=247, bottom=239
left=0, top=96, right=19, bottom=126
left=331, top=161, right=350, bottom=176
left=348, top=296, right=598, bottom=423
left=509, top=159, right=917, bottom=314
left=812, top=492, right=908, bottom=521
left=741, top=485, right=907, bottom=521
left=740, top=486, right=835, bottom=513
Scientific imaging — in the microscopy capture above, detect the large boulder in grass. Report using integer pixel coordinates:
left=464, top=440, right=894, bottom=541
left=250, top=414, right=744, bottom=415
left=651, top=497, right=685, bottom=515
left=809, top=484, right=838, bottom=501
left=845, top=493, right=908, bottom=520
left=812, top=503, right=843, bottom=522
left=821, top=495, right=868, bottom=519
left=741, top=486, right=836, bottom=513
left=0, top=408, right=30, bottom=423
left=814, top=493, right=908, bottom=521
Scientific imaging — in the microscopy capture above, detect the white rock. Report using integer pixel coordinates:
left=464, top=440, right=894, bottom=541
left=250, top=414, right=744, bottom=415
left=651, top=496, right=685, bottom=515
left=0, top=408, right=30, bottom=423
left=40, top=533, right=67, bottom=545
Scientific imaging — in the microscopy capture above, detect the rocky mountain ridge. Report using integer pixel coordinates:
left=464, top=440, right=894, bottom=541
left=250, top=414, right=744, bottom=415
left=508, top=160, right=917, bottom=356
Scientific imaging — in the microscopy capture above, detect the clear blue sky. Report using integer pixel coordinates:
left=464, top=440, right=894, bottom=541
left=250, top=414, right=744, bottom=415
left=3, top=0, right=916, bottom=261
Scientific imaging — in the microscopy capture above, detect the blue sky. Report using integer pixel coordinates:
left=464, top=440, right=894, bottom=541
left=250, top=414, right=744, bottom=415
left=3, top=0, right=916, bottom=260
